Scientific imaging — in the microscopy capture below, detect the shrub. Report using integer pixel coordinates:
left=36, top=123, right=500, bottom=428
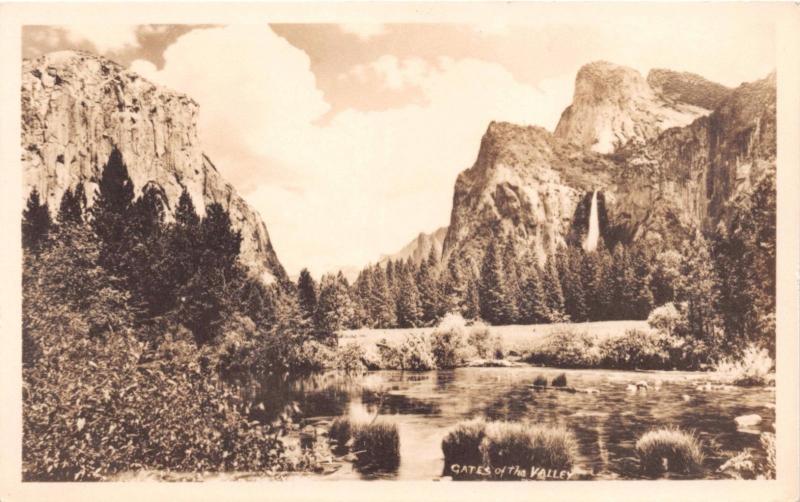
left=599, top=329, right=670, bottom=370
left=647, top=303, right=682, bottom=336
left=714, top=344, right=774, bottom=386
left=441, top=419, right=488, bottom=479
left=635, top=427, right=704, bottom=478
left=551, top=373, right=567, bottom=387
left=328, top=417, right=353, bottom=452
left=524, top=330, right=601, bottom=368
left=466, top=321, right=492, bottom=359
left=351, top=422, right=400, bottom=471
left=761, top=432, right=776, bottom=479
left=480, top=422, right=578, bottom=478
left=533, top=374, right=548, bottom=387
left=431, top=313, right=469, bottom=368
left=335, top=342, right=367, bottom=373
left=376, top=334, right=436, bottom=371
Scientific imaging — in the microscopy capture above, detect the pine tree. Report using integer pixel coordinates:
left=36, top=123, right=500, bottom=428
left=517, top=254, right=550, bottom=324
left=628, top=244, right=654, bottom=319
left=442, top=256, right=468, bottom=315
left=370, top=264, right=397, bottom=328
left=91, top=148, right=136, bottom=276
left=463, top=277, right=481, bottom=321
left=22, top=188, right=52, bottom=251
left=677, top=236, right=723, bottom=353
left=558, top=246, right=586, bottom=322
left=541, top=253, right=566, bottom=322
left=353, top=266, right=374, bottom=327
left=500, top=239, right=521, bottom=323
left=479, top=240, right=513, bottom=325
left=396, top=263, right=422, bottom=327
left=296, top=268, right=317, bottom=320
left=416, top=249, right=444, bottom=325
left=315, top=272, right=356, bottom=335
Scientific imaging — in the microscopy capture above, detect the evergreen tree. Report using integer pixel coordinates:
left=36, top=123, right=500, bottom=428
left=500, top=239, right=521, bottom=323
left=91, top=148, right=136, bottom=276
left=677, top=236, right=723, bottom=354
left=296, top=268, right=317, bottom=320
left=559, top=246, right=587, bottom=322
left=315, top=272, right=356, bottom=335
left=416, top=249, right=444, bottom=325
left=394, top=262, right=421, bottom=327
left=370, top=264, right=397, bottom=328
left=22, top=188, right=52, bottom=251
left=58, top=188, right=78, bottom=226
left=541, top=253, right=566, bottom=322
left=479, top=240, right=513, bottom=325
left=463, top=277, right=481, bottom=321
left=442, top=256, right=468, bottom=315
left=353, top=266, right=374, bottom=327
left=628, top=244, right=654, bottom=319
left=517, top=254, right=550, bottom=324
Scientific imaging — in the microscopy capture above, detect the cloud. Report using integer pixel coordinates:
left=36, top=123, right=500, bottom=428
left=130, top=25, right=573, bottom=276
left=337, top=24, right=387, bottom=41
left=64, top=25, right=140, bottom=53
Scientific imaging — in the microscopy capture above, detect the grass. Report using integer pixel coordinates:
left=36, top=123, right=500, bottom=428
left=533, top=374, right=548, bottom=387
left=441, top=419, right=488, bottom=479
left=635, top=427, right=704, bottom=478
left=714, top=345, right=775, bottom=386
left=327, top=418, right=400, bottom=471
left=340, top=320, right=648, bottom=365
left=481, top=422, right=579, bottom=478
left=551, top=373, right=567, bottom=387
left=441, top=420, right=579, bottom=480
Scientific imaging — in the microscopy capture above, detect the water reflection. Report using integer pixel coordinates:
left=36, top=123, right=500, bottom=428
left=248, top=367, right=774, bottom=480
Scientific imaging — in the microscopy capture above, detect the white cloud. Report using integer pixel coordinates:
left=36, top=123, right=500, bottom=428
left=131, top=25, right=573, bottom=276
left=64, top=24, right=140, bottom=53
left=337, top=24, right=387, bottom=41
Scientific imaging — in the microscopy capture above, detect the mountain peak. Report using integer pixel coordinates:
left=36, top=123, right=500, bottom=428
left=554, top=61, right=710, bottom=153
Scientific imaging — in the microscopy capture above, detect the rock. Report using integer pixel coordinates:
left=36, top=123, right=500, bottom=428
left=379, top=226, right=448, bottom=266
left=22, top=50, right=286, bottom=284
left=735, top=414, right=762, bottom=428
left=554, top=61, right=709, bottom=154
left=584, top=387, right=600, bottom=395
left=626, top=384, right=638, bottom=393
left=682, top=394, right=691, bottom=402
left=635, top=381, right=649, bottom=390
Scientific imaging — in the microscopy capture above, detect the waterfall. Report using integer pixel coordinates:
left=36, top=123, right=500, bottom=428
left=583, top=190, right=599, bottom=252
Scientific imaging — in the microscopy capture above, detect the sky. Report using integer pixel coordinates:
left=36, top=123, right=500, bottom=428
left=22, top=16, right=775, bottom=276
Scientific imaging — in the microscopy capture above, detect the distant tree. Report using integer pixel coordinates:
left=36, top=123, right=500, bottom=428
left=315, top=272, right=356, bottom=335
left=57, top=185, right=84, bottom=226
left=352, top=266, right=373, bottom=327
left=479, top=240, right=514, bottom=325
left=541, top=253, right=566, bottom=322
left=676, top=235, right=723, bottom=353
left=628, top=244, right=654, bottom=319
left=500, top=239, right=521, bottom=323
left=441, top=256, right=468, bottom=315
left=395, top=263, right=422, bottom=328
left=650, top=249, right=683, bottom=307
left=517, top=254, right=550, bottom=324
left=417, top=249, right=444, bottom=325
left=296, top=268, right=318, bottom=320
left=370, top=264, right=397, bottom=328
left=22, top=188, right=51, bottom=251
left=463, top=277, right=481, bottom=321
left=559, top=246, right=587, bottom=322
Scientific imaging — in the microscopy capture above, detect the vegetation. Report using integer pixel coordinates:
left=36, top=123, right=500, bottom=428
left=326, top=418, right=400, bottom=471
left=714, top=345, right=774, bottom=386
left=480, top=422, right=578, bottom=478
left=533, top=375, right=548, bottom=387
left=524, top=330, right=602, bottom=368
left=441, top=419, right=487, bottom=479
left=551, top=373, right=567, bottom=387
left=635, top=427, right=704, bottom=478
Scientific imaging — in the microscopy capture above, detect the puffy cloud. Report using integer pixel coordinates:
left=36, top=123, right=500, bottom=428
left=337, top=24, right=387, bottom=41
left=131, top=25, right=572, bottom=276
left=64, top=25, right=140, bottom=53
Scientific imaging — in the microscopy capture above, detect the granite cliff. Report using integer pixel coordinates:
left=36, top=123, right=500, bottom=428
left=22, top=51, right=286, bottom=283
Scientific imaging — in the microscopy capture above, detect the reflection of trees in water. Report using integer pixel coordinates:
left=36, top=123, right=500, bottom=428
left=361, top=388, right=441, bottom=415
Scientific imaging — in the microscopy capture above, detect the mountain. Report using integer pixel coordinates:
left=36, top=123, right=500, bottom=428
left=553, top=61, right=711, bottom=154
left=379, top=226, right=448, bottom=266
left=21, top=51, right=286, bottom=283
left=442, top=61, right=775, bottom=267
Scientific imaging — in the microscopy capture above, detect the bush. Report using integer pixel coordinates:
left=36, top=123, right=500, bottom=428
left=635, top=427, right=704, bottom=478
left=524, top=330, right=601, bottom=368
left=351, top=422, right=400, bottom=471
left=533, top=374, right=548, bottom=387
left=718, top=431, right=776, bottom=480
left=441, top=419, right=488, bottom=479
left=480, top=422, right=578, bottom=479
left=599, top=329, right=670, bottom=370
left=551, top=373, right=567, bottom=387
left=328, top=417, right=353, bottom=452
left=376, top=334, right=436, bottom=371
left=431, top=313, right=469, bottom=368
left=647, top=303, right=682, bottom=336
left=23, top=332, right=288, bottom=480
left=714, top=344, right=774, bottom=386
left=466, top=321, right=492, bottom=358
left=335, top=342, right=367, bottom=373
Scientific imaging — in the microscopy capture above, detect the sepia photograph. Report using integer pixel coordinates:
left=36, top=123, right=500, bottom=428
left=1, top=2, right=799, bottom=501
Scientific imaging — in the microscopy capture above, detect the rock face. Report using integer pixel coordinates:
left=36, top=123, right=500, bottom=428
left=554, top=61, right=710, bottom=154
left=443, top=61, right=775, bottom=266
left=380, top=226, right=448, bottom=266
left=22, top=51, right=285, bottom=283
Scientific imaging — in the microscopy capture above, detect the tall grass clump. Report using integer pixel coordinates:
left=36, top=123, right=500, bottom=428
left=480, top=422, right=578, bottom=479
left=551, top=373, right=567, bottom=387
left=328, top=417, right=353, bottom=453
left=524, top=330, right=601, bottom=368
left=714, top=344, right=774, bottom=386
left=351, top=422, right=400, bottom=471
left=430, top=313, right=469, bottom=368
left=533, top=374, right=548, bottom=387
left=635, top=427, right=704, bottom=478
left=441, top=419, right=487, bottom=479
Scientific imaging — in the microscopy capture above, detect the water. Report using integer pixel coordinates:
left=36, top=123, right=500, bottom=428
left=584, top=190, right=599, bottom=252
left=250, top=367, right=774, bottom=480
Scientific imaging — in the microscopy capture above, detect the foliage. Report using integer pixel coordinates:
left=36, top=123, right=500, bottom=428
left=635, top=427, right=704, bottom=478
left=375, top=334, right=436, bottom=371
left=480, top=422, right=579, bottom=478
left=714, top=344, right=774, bottom=386
left=328, top=417, right=353, bottom=453
left=533, top=375, right=548, bottom=387
left=335, top=342, right=367, bottom=374
left=599, top=329, right=670, bottom=370
left=647, top=303, right=682, bottom=336
left=22, top=187, right=52, bottom=251
left=430, top=313, right=469, bottom=368
left=551, top=373, right=567, bottom=387
left=524, top=330, right=602, bottom=368
left=350, top=422, right=401, bottom=471
left=441, top=419, right=487, bottom=479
